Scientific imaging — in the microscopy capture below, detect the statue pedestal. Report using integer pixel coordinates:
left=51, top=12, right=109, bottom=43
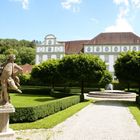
left=0, top=106, right=15, bottom=140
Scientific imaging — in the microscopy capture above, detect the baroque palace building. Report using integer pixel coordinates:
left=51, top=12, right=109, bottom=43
left=35, top=34, right=65, bottom=64
left=36, top=32, right=140, bottom=77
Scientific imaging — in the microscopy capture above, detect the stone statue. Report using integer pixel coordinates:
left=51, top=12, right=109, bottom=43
left=0, top=54, right=23, bottom=107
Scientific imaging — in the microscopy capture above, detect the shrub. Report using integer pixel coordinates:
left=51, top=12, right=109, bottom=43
left=10, top=95, right=80, bottom=123
left=19, top=73, right=31, bottom=85
left=112, top=81, right=125, bottom=90
left=50, top=91, right=71, bottom=98
left=112, top=80, right=140, bottom=91
left=136, top=96, right=140, bottom=105
left=21, top=87, right=51, bottom=95
left=114, top=51, right=140, bottom=92
left=59, top=54, right=107, bottom=101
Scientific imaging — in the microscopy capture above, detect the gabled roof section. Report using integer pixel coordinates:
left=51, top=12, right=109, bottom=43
left=86, top=32, right=140, bottom=45
left=65, top=40, right=89, bottom=54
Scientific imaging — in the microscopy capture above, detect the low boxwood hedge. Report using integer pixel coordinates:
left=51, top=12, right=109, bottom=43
left=10, top=95, right=80, bottom=123
left=136, top=96, right=140, bottom=105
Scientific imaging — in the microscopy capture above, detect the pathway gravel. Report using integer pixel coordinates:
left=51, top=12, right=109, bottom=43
left=15, top=99, right=140, bottom=140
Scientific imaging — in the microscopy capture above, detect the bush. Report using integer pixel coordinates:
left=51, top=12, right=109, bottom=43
left=55, top=87, right=71, bottom=94
left=112, top=81, right=125, bottom=90
left=136, top=96, right=140, bottom=105
left=21, top=87, right=51, bottom=95
left=19, top=74, right=31, bottom=85
left=50, top=91, right=71, bottom=98
left=112, top=80, right=139, bottom=91
left=10, top=95, right=80, bottom=123
left=20, top=86, right=71, bottom=96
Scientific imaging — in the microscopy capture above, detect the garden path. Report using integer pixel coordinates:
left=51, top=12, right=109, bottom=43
left=15, top=97, right=140, bottom=140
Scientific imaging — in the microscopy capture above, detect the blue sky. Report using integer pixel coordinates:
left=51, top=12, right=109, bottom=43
left=0, top=0, right=140, bottom=41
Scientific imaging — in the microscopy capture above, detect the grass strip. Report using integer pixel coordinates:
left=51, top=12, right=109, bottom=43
left=10, top=99, right=93, bottom=130
left=128, top=103, right=140, bottom=126
left=123, top=101, right=140, bottom=126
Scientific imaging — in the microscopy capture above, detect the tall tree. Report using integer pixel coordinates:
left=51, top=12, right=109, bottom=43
left=99, top=70, right=112, bottom=87
left=58, top=54, right=106, bottom=101
left=17, top=47, right=35, bottom=65
left=31, top=59, right=61, bottom=90
left=114, top=51, right=140, bottom=92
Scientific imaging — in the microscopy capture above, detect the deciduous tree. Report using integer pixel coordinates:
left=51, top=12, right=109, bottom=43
left=58, top=54, right=107, bottom=101
left=114, top=51, right=140, bottom=92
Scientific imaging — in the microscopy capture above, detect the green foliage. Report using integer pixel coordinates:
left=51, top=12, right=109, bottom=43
left=19, top=74, right=31, bottom=85
left=10, top=99, right=92, bottom=130
left=114, top=51, right=140, bottom=90
left=59, top=54, right=106, bottom=83
left=10, top=95, right=80, bottom=123
left=0, top=39, right=19, bottom=53
left=50, top=88, right=71, bottom=98
left=31, top=59, right=63, bottom=87
left=58, top=54, right=107, bottom=100
left=0, top=54, right=6, bottom=63
left=4, top=48, right=18, bottom=56
left=99, top=70, right=112, bottom=86
left=0, top=38, right=35, bottom=65
left=112, top=80, right=125, bottom=90
left=123, top=101, right=140, bottom=126
left=136, top=96, right=140, bottom=105
left=31, top=54, right=109, bottom=97
left=16, top=47, right=35, bottom=65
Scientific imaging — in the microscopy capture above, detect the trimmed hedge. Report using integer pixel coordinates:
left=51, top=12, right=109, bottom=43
left=21, top=88, right=51, bottom=95
left=10, top=95, right=80, bottom=123
left=136, top=96, right=140, bottom=105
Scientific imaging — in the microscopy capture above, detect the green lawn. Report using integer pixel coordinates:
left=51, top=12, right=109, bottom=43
left=123, top=101, right=140, bottom=126
left=10, top=93, right=57, bottom=107
left=10, top=99, right=92, bottom=130
left=128, top=103, right=140, bottom=126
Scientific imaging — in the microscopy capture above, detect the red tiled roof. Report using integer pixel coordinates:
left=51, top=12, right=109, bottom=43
left=86, top=32, right=140, bottom=45
left=21, top=64, right=32, bottom=74
left=65, top=40, right=89, bottom=54
left=64, top=32, right=140, bottom=54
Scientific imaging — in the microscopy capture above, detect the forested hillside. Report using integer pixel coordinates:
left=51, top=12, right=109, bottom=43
left=0, top=39, right=36, bottom=65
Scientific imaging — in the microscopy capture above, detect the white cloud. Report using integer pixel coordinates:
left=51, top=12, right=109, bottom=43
left=113, top=0, right=129, bottom=6
left=105, top=6, right=133, bottom=32
left=105, top=16, right=133, bottom=32
left=90, top=18, right=99, bottom=24
left=118, top=7, right=129, bottom=17
left=113, top=0, right=140, bottom=8
left=11, top=0, right=29, bottom=10
left=105, top=0, right=140, bottom=32
left=61, top=0, right=81, bottom=12
left=131, top=0, right=140, bottom=8
left=22, top=0, right=29, bottom=9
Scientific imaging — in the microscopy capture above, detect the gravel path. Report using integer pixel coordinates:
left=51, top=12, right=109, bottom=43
left=15, top=99, right=140, bottom=140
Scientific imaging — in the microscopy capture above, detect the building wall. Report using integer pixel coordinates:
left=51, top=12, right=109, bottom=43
left=84, top=45, right=140, bottom=76
left=35, top=33, right=140, bottom=79
left=36, top=34, right=65, bottom=64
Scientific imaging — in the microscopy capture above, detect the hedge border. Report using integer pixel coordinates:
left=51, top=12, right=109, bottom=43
left=10, top=95, right=80, bottom=123
left=136, top=96, right=140, bottom=105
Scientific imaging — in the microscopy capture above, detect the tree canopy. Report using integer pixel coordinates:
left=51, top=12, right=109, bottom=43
left=31, top=54, right=112, bottom=101
left=114, top=51, right=140, bottom=91
left=0, top=38, right=35, bottom=65
left=31, top=59, right=61, bottom=88
left=58, top=54, right=108, bottom=100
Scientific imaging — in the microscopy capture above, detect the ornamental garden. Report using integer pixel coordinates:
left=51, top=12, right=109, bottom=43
left=0, top=34, right=140, bottom=131
left=7, top=51, right=140, bottom=130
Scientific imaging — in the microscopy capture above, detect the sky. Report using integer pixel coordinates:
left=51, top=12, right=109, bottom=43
left=0, top=0, right=140, bottom=41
